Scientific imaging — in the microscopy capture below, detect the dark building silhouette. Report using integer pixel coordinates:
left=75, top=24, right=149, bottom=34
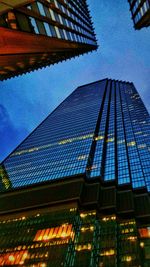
left=128, top=0, right=150, bottom=29
left=0, top=79, right=150, bottom=266
left=0, top=0, right=97, bottom=80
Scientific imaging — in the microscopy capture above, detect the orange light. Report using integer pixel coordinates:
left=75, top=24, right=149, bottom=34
left=34, top=224, right=74, bottom=243
left=139, top=228, right=150, bottom=238
left=8, top=255, right=15, bottom=262
left=81, top=225, right=94, bottom=232
left=61, top=232, right=68, bottom=238
left=127, top=236, right=137, bottom=241
left=75, top=243, right=92, bottom=251
left=43, top=235, right=49, bottom=241
left=0, top=251, right=28, bottom=266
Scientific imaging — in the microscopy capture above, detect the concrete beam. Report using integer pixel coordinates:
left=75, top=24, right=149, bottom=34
left=0, top=0, right=33, bottom=14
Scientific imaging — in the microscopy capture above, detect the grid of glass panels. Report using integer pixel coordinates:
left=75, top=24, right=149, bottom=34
left=128, top=0, right=150, bottom=28
left=116, top=82, right=130, bottom=185
left=0, top=208, right=149, bottom=267
left=1, top=80, right=106, bottom=191
left=1, top=79, right=150, bottom=192
left=0, top=0, right=97, bottom=46
left=123, top=83, right=150, bottom=191
left=89, top=80, right=111, bottom=178
left=103, top=80, right=116, bottom=181
left=119, top=83, right=146, bottom=189
left=88, top=80, right=150, bottom=192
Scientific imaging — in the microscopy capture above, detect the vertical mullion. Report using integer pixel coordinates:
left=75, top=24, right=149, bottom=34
left=86, top=79, right=108, bottom=179
left=120, top=83, right=146, bottom=189
left=116, top=82, right=130, bottom=185
left=100, top=80, right=112, bottom=181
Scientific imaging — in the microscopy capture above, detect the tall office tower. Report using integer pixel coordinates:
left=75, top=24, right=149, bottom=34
left=128, top=0, right=150, bottom=29
left=0, top=79, right=150, bottom=266
left=0, top=0, right=97, bottom=80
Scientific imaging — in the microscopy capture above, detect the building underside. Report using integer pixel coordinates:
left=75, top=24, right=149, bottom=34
left=0, top=1, right=32, bottom=14
left=128, top=0, right=150, bottom=29
left=0, top=0, right=97, bottom=80
left=0, top=27, right=95, bottom=80
left=0, top=176, right=149, bottom=267
left=136, top=10, right=150, bottom=29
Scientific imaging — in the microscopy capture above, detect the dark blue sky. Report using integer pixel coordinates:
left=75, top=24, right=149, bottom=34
left=0, top=0, right=150, bottom=162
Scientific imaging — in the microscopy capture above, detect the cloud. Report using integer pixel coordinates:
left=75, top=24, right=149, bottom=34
left=0, top=104, right=29, bottom=162
left=0, top=0, right=149, bottom=162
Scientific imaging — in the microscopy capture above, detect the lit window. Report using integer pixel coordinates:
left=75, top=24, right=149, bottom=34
left=127, top=141, right=136, bottom=146
left=121, top=256, right=132, bottom=262
left=80, top=211, right=96, bottom=218
left=106, top=137, right=114, bottom=142
left=140, top=242, right=145, bottom=248
left=102, top=216, right=116, bottom=222
left=77, top=155, right=87, bottom=160
left=95, top=136, right=104, bottom=141
left=139, top=227, right=150, bottom=238
left=81, top=225, right=94, bottom=232
left=7, top=12, right=18, bottom=30
left=75, top=243, right=91, bottom=251
left=100, top=249, right=115, bottom=256
left=34, top=224, right=74, bottom=243
left=0, top=251, right=28, bottom=265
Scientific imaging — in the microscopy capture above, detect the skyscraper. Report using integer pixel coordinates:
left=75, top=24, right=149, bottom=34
left=0, top=79, right=150, bottom=266
left=128, top=0, right=150, bottom=29
left=0, top=0, right=97, bottom=80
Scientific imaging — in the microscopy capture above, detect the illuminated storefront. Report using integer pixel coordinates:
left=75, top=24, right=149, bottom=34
left=0, top=209, right=149, bottom=266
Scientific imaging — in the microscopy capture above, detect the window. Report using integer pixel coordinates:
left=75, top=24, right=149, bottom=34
left=44, top=22, right=52, bottom=36
left=29, top=17, right=39, bottom=34
left=37, top=2, right=46, bottom=16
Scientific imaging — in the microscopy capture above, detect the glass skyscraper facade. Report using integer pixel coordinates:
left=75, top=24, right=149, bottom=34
left=0, top=0, right=97, bottom=80
left=128, top=0, right=150, bottom=29
left=1, top=79, right=150, bottom=192
left=0, top=79, right=150, bottom=266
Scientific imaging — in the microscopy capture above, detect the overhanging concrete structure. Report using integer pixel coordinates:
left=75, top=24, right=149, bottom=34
left=0, top=0, right=97, bottom=80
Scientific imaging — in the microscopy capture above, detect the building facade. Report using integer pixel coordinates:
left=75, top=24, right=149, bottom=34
left=0, top=79, right=150, bottom=266
left=128, top=0, right=150, bottom=29
left=0, top=0, right=97, bottom=80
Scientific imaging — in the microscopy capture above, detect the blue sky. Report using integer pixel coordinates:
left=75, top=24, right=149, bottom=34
left=0, top=0, right=150, bottom=162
